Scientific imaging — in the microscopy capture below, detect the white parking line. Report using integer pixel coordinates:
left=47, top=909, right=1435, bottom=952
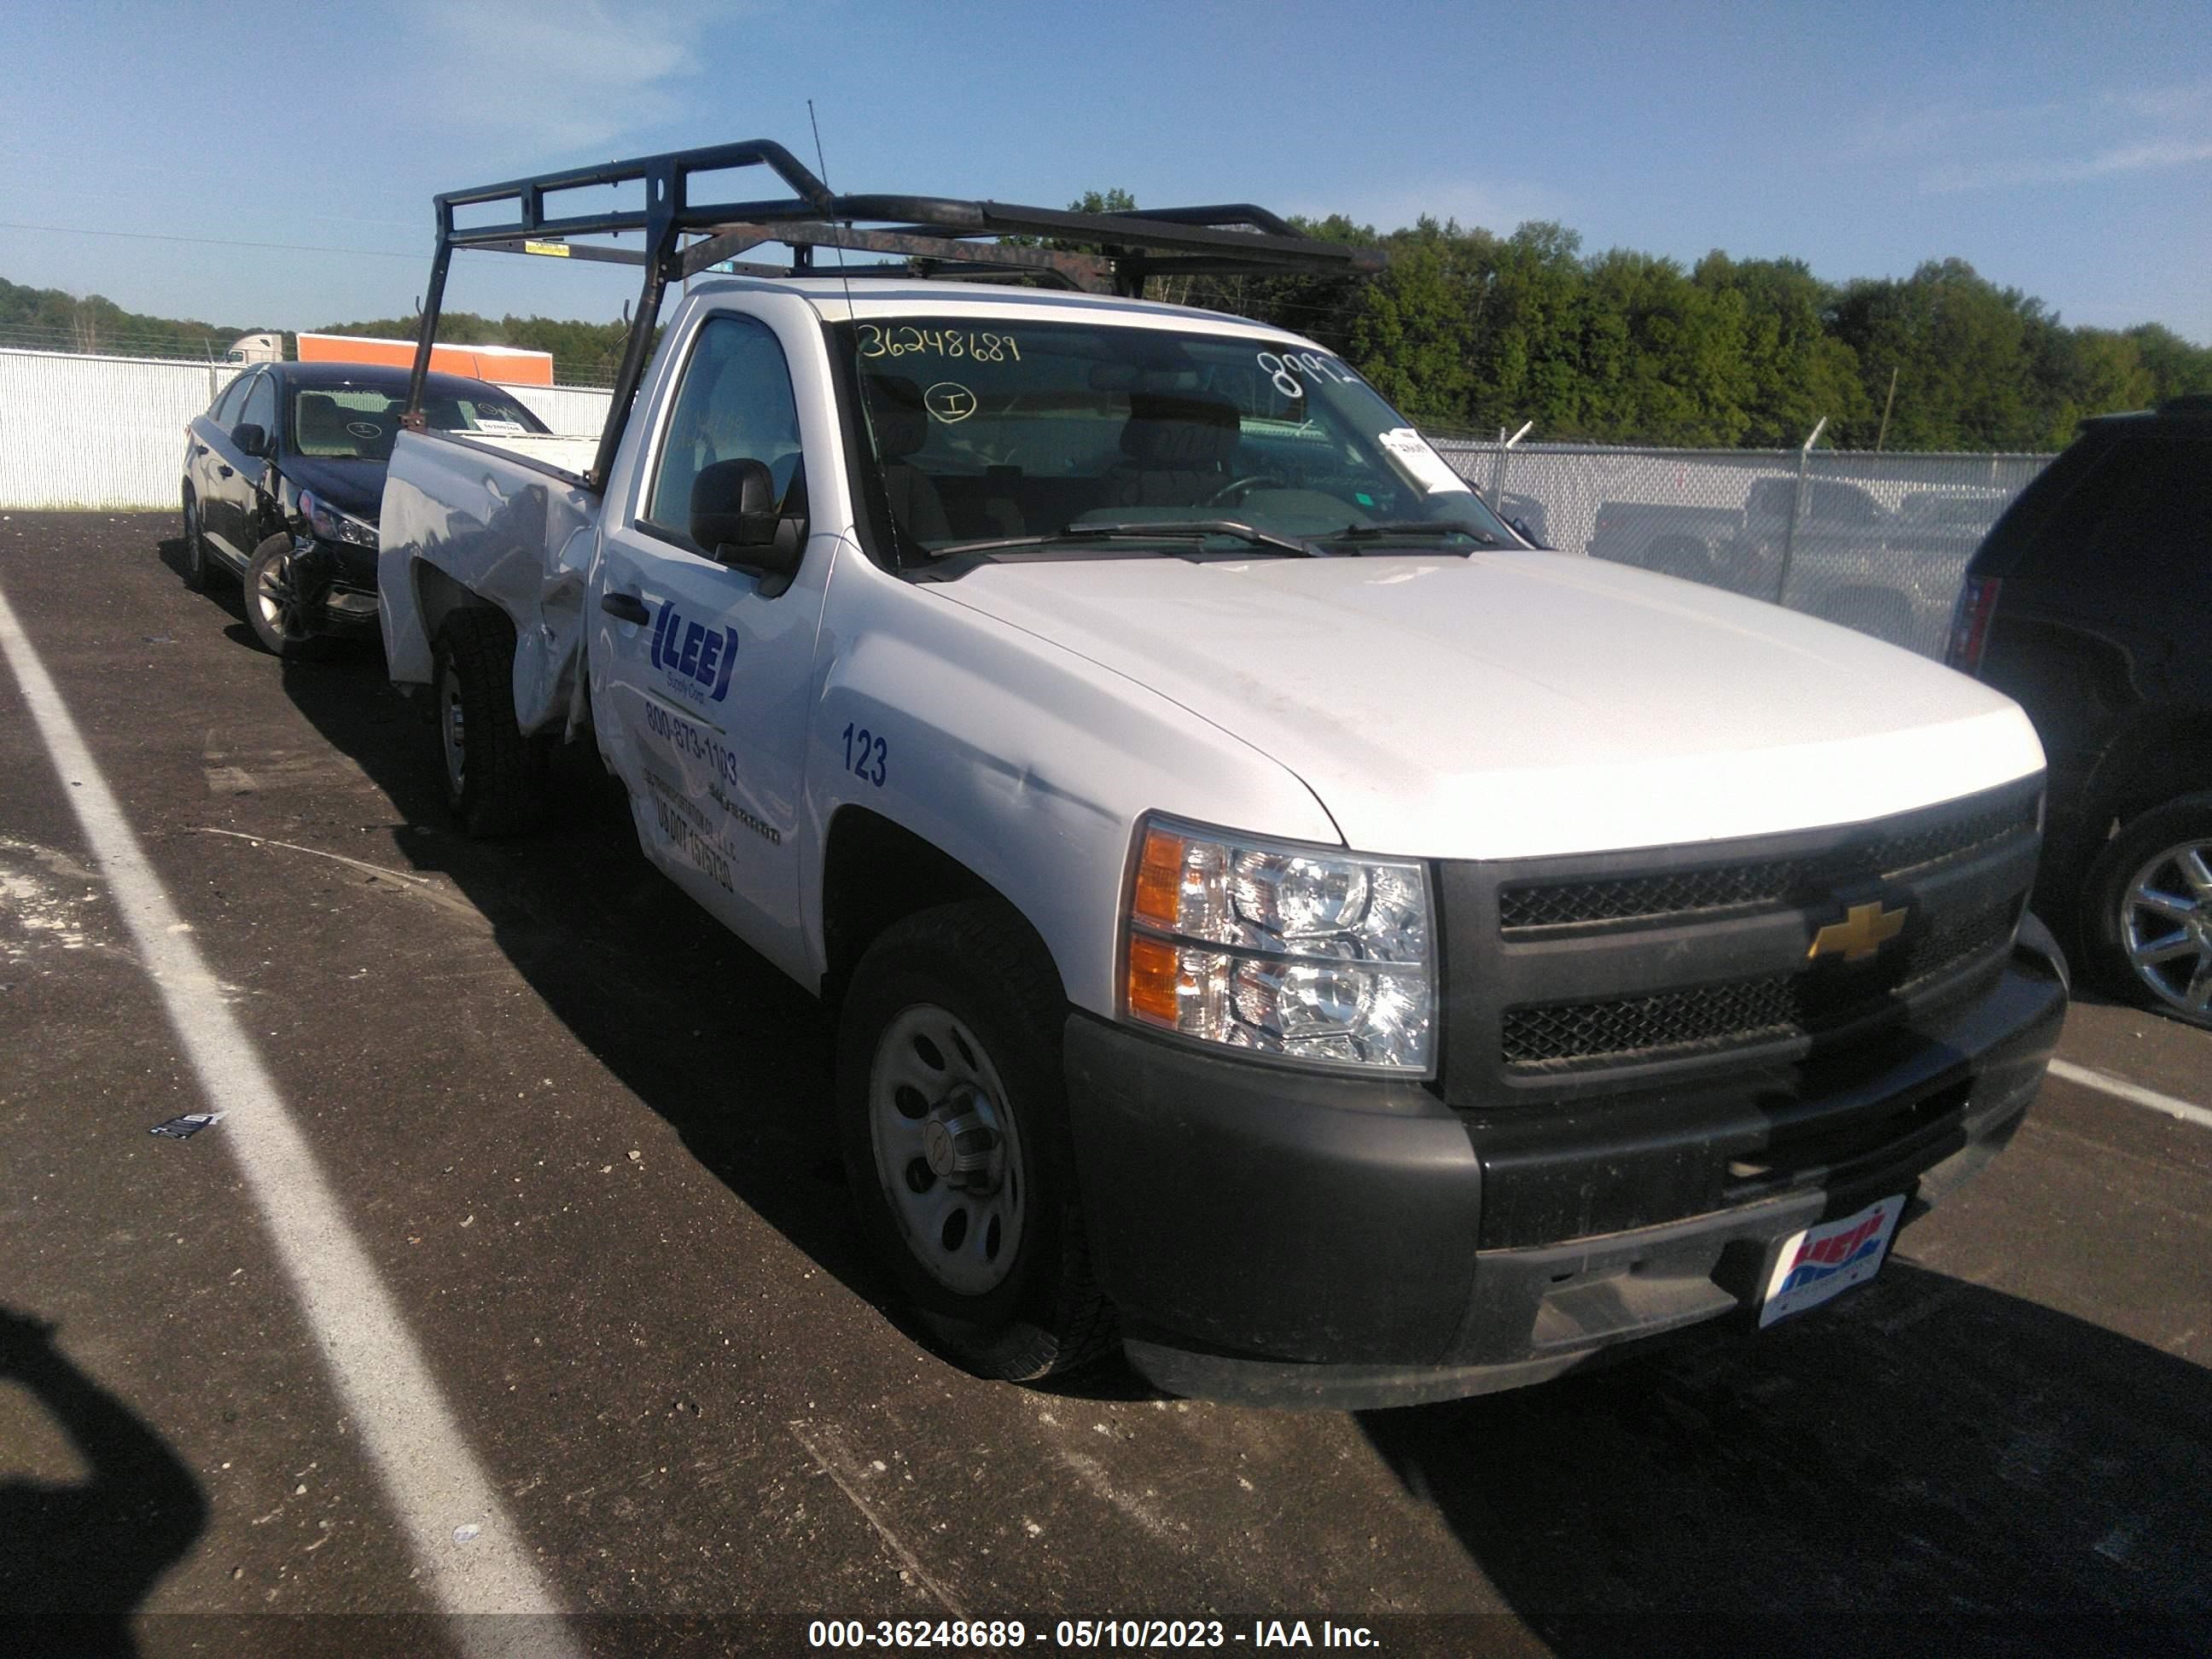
left=0, top=585, right=579, bottom=1655
left=2047, top=1059, right=2212, bottom=1132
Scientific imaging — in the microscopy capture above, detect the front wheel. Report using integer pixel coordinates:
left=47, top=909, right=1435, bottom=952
left=431, top=610, right=543, bottom=838
left=245, top=535, right=335, bottom=661
left=2080, top=792, right=2212, bottom=1027
left=835, top=903, right=1115, bottom=1381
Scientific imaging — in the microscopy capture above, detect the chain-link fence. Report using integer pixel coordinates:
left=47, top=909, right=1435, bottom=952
left=1430, top=439, right=2055, bottom=659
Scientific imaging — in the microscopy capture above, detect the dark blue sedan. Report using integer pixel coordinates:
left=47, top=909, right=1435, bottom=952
left=179, top=360, right=550, bottom=656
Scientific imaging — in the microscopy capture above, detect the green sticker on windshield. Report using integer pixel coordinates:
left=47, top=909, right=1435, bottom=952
left=1354, top=492, right=1374, bottom=506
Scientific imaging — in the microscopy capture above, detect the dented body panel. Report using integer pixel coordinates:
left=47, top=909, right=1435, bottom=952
left=378, top=431, right=599, bottom=735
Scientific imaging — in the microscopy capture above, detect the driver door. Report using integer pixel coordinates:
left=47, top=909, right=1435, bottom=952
left=227, top=370, right=281, bottom=561
left=596, top=308, right=830, bottom=970
left=204, top=369, right=272, bottom=564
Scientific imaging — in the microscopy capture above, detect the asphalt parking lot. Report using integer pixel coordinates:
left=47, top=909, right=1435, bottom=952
left=3, top=512, right=2209, bottom=1657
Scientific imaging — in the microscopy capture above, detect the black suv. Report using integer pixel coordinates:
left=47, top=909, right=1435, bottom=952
left=1947, top=394, right=2212, bottom=1026
left=180, top=361, right=550, bottom=657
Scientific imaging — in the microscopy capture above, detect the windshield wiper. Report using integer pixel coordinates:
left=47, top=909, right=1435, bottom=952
left=930, top=520, right=1320, bottom=559
left=1310, top=520, right=1499, bottom=547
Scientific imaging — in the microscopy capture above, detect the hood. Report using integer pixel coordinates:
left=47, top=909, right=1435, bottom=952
left=928, top=551, right=2045, bottom=860
left=282, top=454, right=385, bottom=521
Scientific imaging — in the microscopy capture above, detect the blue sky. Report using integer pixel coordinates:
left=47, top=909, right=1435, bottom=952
left=4, top=0, right=2208, bottom=344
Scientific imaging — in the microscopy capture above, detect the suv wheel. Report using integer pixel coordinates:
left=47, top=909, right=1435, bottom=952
left=835, top=902, right=1115, bottom=1381
left=2081, top=792, right=2212, bottom=1027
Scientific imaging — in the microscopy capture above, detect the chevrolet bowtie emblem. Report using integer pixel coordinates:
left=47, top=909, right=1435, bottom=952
left=1808, top=900, right=1909, bottom=963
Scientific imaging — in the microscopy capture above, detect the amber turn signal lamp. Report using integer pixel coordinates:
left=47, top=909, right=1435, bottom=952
left=1132, top=828, right=1185, bottom=929
left=1126, top=935, right=1180, bottom=1023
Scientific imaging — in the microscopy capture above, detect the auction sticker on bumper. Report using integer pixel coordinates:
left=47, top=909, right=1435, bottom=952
left=1758, top=1195, right=1906, bottom=1328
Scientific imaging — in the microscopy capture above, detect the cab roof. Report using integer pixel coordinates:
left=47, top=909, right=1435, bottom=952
left=684, top=276, right=1320, bottom=346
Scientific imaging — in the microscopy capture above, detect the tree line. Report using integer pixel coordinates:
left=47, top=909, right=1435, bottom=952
left=9, top=202, right=2210, bottom=451
left=1152, top=213, right=2212, bottom=451
left=0, top=276, right=637, bottom=388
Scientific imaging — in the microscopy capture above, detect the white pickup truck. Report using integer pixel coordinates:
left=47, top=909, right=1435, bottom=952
left=376, top=143, right=2066, bottom=1407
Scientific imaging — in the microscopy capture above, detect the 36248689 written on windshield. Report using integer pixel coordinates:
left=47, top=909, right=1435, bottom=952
left=835, top=319, right=1514, bottom=559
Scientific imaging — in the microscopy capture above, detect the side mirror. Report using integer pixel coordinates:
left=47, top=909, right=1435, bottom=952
left=1508, top=515, right=1548, bottom=549
left=690, top=458, right=806, bottom=593
left=231, top=422, right=271, bottom=459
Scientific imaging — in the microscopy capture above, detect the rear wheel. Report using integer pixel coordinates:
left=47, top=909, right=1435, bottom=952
left=2081, top=793, right=2212, bottom=1028
left=835, top=903, right=1115, bottom=1381
left=181, top=487, right=212, bottom=591
left=431, top=610, right=543, bottom=838
left=245, top=535, right=335, bottom=661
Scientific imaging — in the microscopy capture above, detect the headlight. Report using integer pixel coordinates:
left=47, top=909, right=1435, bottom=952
left=1121, top=815, right=1435, bottom=1074
left=297, top=489, right=377, bottom=549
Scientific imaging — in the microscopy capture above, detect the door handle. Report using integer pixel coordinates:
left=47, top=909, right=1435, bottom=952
left=193, top=444, right=208, bottom=456
left=217, top=465, right=233, bottom=478
left=601, top=591, right=651, bottom=625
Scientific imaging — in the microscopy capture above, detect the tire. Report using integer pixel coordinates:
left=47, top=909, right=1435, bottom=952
left=835, top=902, right=1115, bottom=1381
left=181, top=486, right=212, bottom=592
left=431, top=609, right=543, bottom=838
left=244, top=535, right=336, bottom=661
left=2078, top=791, right=2212, bottom=1027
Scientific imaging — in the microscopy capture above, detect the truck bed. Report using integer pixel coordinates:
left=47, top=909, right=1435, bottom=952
left=439, top=428, right=602, bottom=483
left=376, top=428, right=602, bottom=736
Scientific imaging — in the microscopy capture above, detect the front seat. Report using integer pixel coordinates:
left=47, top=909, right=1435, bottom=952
left=865, top=375, right=950, bottom=543
left=294, top=392, right=350, bottom=456
left=1105, top=392, right=1241, bottom=509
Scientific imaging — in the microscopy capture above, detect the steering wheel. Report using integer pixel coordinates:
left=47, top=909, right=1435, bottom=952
left=1203, top=474, right=1288, bottom=506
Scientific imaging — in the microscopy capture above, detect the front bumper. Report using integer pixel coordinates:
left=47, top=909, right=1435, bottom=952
left=1062, top=916, right=2068, bottom=1410
left=288, top=537, right=382, bottom=635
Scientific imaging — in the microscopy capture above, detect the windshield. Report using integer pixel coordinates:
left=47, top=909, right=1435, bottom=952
left=290, top=383, right=545, bottom=461
left=835, top=317, right=1517, bottom=560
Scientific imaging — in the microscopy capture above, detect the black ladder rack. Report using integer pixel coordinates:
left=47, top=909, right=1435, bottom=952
left=405, top=138, right=1383, bottom=492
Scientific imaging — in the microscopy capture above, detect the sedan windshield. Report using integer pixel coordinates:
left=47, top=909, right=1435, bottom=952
left=289, top=383, right=545, bottom=461
left=836, top=317, right=1516, bottom=560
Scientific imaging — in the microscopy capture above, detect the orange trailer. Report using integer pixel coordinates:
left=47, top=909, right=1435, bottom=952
left=294, top=332, right=556, bottom=387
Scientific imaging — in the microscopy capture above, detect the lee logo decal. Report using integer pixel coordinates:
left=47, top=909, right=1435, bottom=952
left=650, top=602, right=738, bottom=702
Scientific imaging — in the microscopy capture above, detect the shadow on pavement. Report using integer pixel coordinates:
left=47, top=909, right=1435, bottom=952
left=0, top=1306, right=207, bottom=1655
left=153, top=535, right=248, bottom=631
left=269, top=639, right=925, bottom=1340
left=1360, top=1262, right=2211, bottom=1655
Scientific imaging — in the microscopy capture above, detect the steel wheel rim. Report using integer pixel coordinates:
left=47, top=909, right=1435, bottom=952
left=253, top=554, right=312, bottom=642
left=869, top=1003, right=1026, bottom=1297
left=439, top=671, right=466, bottom=794
left=2120, top=836, right=2212, bottom=1018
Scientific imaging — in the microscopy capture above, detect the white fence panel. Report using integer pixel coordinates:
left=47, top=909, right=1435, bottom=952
left=0, top=349, right=241, bottom=511
left=502, top=382, right=613, bottom=436
left=0, top=348, right=614, bottom=510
